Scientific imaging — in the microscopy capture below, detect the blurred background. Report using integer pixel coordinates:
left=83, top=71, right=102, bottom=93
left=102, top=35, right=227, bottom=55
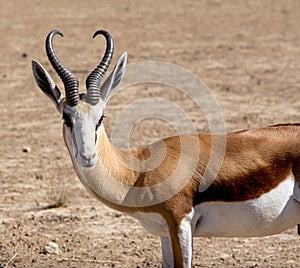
left=1, top=0, right=300, bottom=267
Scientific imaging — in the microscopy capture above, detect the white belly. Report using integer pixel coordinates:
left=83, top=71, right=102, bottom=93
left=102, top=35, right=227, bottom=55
left=194, top=176, right=300, bottom=237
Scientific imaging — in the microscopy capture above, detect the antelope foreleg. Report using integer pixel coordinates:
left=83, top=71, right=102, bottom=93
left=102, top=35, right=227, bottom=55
left=162, top=214, right=193, bottom=268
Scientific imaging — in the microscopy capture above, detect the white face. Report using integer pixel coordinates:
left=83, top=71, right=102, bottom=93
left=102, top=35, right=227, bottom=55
left=32, top=52, right=127, bottom=168
left=63, top=98, right=105, bottom=168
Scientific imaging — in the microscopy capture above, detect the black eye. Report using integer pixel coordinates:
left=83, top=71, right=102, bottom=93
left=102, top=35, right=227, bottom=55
left=96, top=115, right=105, bottom=131
left=63, top=112, right=73, bottom=129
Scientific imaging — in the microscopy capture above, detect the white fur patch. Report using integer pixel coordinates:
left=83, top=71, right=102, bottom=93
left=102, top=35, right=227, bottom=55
left=128, top=212, right=168, bottom=236
left=178, top=211, right=193, bottom=267
left=193, top=176, right=300, bottom=237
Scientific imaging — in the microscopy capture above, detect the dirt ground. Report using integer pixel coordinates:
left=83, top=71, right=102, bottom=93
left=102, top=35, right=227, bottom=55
left=1, top=0, right=300, bottom=267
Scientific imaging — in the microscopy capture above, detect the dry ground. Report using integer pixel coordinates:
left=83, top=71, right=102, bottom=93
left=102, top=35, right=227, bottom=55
left=1, top=0, right=300, bottom=267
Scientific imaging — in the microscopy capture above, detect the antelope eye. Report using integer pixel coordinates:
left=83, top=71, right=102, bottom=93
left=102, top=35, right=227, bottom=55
left=96, top=115, right=104, bottom=131
left=63, top=112, right=73, bottom=128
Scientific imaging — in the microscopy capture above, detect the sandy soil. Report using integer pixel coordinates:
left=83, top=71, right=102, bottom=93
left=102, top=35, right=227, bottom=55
left=1, top=0, right=300, bottom=267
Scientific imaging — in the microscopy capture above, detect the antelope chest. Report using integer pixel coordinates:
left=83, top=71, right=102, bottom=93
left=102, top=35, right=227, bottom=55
left=128, top=212, right=169, bottom=236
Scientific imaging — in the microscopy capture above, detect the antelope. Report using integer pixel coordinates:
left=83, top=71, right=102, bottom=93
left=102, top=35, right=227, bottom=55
left=32, top=29, right=300, bottom=268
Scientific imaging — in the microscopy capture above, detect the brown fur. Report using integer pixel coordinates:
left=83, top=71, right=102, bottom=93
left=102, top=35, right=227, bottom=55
left=67, top=124, right=300, bottom=268
left=88, top=124, right=300, bottom=215
left=194, top=126, right=300, bottom=204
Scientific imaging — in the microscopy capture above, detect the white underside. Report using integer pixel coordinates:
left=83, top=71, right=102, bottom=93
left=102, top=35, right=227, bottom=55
left=194, top=176, right=300, bottom=237
left=130, top=176, right=300, bottom=238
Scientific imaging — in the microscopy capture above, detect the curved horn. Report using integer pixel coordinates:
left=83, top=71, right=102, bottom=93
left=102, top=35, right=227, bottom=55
left=46, top=30, right=79, bottom=106
left=86, top=30, right=114, bottom=105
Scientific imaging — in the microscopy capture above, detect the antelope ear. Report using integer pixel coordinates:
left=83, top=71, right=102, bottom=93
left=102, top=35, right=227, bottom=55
left=100, top=52, right=127, bottom=103
left=32, top=60, right=64, bottom=113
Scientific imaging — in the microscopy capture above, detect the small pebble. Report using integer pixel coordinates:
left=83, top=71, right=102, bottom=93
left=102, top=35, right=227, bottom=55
left=43, top=241, right=62, bottom=255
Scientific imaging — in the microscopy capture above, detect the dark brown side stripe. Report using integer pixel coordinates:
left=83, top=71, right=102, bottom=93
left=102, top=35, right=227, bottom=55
left=191, top=124, right=300, bottom=206
left=193, top=161, right=292, bottom=206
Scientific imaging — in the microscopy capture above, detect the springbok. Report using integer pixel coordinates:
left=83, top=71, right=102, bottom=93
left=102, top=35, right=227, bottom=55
left=32, top=29, right=300, bottom=268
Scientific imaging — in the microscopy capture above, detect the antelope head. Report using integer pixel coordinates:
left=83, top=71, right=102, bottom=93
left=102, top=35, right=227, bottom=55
left=32, top=30, right=127, bottom=168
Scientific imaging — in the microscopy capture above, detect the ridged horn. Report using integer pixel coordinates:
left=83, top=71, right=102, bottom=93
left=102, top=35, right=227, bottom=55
left=86, top=30, right=114, bottom=105
left=46, top=30, right=79, bottom=106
